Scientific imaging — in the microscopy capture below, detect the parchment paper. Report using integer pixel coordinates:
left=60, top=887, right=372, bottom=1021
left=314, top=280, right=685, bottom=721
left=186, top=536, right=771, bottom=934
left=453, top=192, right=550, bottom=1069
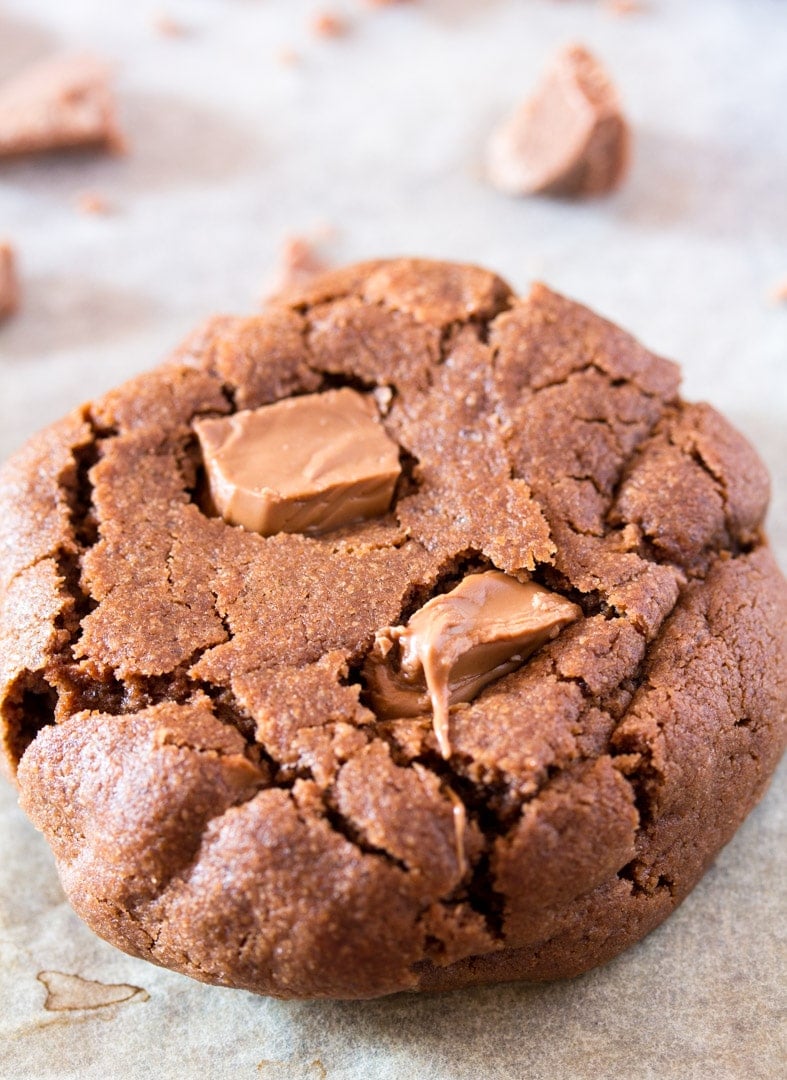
left=1, top=1, right=785, bottom=1077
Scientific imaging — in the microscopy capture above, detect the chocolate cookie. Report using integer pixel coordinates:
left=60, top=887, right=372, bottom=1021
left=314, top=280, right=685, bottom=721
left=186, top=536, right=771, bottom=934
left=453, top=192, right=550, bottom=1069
left=1, top=259, right=784, bottom=1000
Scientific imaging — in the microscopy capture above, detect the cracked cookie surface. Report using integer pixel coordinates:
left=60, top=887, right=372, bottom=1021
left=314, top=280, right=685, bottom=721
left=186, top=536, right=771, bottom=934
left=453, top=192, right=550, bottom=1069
left=0, top=258, right=784, bottom=999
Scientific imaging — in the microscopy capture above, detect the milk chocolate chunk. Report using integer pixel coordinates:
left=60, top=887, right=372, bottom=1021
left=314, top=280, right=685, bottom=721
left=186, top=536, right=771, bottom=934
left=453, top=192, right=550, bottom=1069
left=365, top=571, right=581, bottom=757
left=194, top=387, right=402, bottom=536
left=486, top=43, right=629, bottom=198
left=0, top=54, right=124, bottom=159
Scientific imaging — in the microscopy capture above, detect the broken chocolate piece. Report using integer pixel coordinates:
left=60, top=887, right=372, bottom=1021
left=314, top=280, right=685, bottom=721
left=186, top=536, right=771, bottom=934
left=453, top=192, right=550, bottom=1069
left=486, top=43, right=630, bottom=198
left=194, top=388, right=402, bottom=537
left=365, top=571, right=581, bottom=757
left=0, top=242, right=19, bottom=322
left=0, top=54, right=124, bottom=159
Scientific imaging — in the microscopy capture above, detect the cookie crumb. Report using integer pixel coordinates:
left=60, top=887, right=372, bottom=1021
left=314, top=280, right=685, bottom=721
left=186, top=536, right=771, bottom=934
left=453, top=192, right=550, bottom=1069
left=75, top=192, right=111, bottom=215
left=0, top=53, right=125, bottom=159
left=276, top=47, right=301, bottom=67
left=486, top=43, right=630, bottom=198
left=264, top=235, right=333, bottom=302
left=311, top=12, right=348, bottom=38
left=0, top=242, right=19, bottom=323
left=602, top=0, right=646, bottom=14
left=769, top=278, right=787, bottom=304
left=152, top=13, right=188, bottom=37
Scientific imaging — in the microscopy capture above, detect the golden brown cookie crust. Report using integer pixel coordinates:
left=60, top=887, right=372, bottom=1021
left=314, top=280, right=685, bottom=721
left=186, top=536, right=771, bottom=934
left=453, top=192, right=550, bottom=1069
left=1, top=259, right=784, bottom=999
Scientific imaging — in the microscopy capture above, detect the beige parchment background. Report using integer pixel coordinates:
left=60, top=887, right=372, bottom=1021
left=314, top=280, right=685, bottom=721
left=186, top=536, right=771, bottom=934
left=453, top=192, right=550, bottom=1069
left=0, top=1, right=785, bottom=1077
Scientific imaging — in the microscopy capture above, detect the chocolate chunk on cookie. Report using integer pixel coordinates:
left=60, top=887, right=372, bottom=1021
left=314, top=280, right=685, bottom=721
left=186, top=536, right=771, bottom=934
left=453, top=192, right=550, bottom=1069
left=194, top=388, right=402, bottom=536
left=0, top=258, right=783, bottom=1000
left=365, top=572, right=581, bottom=757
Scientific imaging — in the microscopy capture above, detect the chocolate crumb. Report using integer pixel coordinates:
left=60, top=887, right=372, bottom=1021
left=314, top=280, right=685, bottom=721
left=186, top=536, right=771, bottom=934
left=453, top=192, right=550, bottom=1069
left=154, top=13, right=190, bottom=36
left=486, top=43, right=630, bottom=198
left=311, top=12, right=348, bottom=38
left=153, top=14, right=188, bottom=37
left=602, top=0, right=646, bottom=14
left=0, top=242, right=19, bottom=322
left=0, top=53, right=125, bottom=159
left=276, top=47, right=301, bottom=67
left=75, top=192, right=111, bottom=215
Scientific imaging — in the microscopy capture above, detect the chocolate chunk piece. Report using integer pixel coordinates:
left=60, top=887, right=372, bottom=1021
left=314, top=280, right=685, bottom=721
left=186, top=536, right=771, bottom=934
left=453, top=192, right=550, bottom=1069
left=486, top=43, right=630, bottom=198
left=194, top=387, right=402, bottom=536
left=365, top=571, right=581, bottom=756
left=0, top=54, right=124, bottom=159
left=0, top=242, right=19, bottom=322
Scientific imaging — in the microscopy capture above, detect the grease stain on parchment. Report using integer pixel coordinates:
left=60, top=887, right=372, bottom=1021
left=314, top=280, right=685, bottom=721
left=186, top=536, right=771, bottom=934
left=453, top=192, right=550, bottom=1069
left=37, top=970, right=149, bottom=1011
left=257, top=1058, right=327, bottom=1079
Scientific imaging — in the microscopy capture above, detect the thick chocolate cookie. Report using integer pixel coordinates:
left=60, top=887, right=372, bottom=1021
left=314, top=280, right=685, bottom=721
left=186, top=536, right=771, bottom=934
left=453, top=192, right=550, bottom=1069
left=1, top=259, right=784, bottom=999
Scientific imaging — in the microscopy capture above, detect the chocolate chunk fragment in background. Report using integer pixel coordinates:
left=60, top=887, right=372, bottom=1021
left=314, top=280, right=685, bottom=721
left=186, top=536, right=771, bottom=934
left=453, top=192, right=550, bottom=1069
left=365, top=571, right=581, bottom=757
left=0, top=54, right=125, bottom=159
left=0, top=242, right=19, bottom=322
left=194, top=387, right=402, bottom=536
left=486, top=43, right=630, bottom=198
